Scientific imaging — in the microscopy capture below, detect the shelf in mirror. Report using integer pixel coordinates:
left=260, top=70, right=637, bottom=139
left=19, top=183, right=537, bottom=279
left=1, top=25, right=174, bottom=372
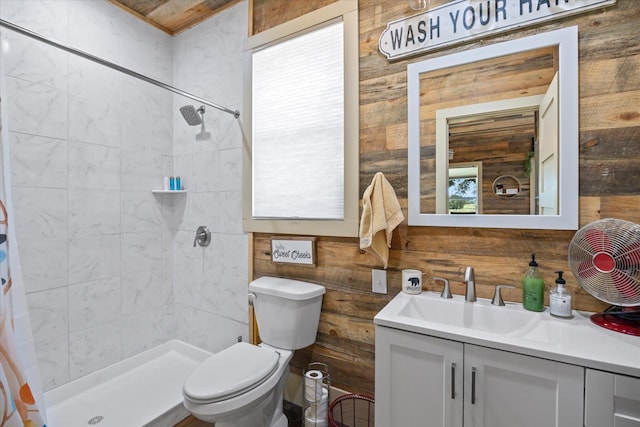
left=492, top=175, right=521, bottom=197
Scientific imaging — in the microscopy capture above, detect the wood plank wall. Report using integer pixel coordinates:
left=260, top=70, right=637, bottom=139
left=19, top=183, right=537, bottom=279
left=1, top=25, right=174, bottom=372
left=250, top=0, right=640, bottom=395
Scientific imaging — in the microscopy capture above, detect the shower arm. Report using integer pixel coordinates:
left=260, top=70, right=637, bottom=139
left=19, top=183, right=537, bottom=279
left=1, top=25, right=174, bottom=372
left=0, top=18, right=240, bottom=119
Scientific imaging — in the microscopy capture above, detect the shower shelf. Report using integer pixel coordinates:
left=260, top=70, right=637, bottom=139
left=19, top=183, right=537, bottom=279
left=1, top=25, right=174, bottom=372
left=151, top=190, right=187, bottom=194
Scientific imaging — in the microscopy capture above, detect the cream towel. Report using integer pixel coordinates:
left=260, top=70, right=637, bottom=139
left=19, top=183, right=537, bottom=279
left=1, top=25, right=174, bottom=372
left=359, top=172, right=405, bottom=269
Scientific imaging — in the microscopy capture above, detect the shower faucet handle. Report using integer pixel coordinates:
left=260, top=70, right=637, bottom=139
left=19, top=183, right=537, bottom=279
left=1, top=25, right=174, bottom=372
left=193, top=226, right=211, bottom=247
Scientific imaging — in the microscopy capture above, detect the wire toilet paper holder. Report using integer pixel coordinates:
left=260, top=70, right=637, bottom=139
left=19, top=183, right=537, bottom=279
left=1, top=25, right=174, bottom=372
left=304, top=362, right=330, bottom=427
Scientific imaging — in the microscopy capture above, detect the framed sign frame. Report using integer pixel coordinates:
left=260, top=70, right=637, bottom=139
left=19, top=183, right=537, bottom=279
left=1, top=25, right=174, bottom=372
left=271, top=237, right=317, bottom=266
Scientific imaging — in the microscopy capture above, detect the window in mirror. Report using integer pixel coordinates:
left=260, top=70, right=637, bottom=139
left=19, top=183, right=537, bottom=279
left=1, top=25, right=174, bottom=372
left=448, top=162, right=482, bottom=215
left=242, top=1, right=359, bottom=237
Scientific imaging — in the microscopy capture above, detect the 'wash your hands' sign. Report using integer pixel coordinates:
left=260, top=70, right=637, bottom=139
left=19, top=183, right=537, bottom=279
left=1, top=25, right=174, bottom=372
left=379, top=0, right=615, bottom=61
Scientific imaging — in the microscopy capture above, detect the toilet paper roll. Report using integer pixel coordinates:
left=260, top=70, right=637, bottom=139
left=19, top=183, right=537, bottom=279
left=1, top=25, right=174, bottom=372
left=308, top=403, right=327, bottom=422
left=304, top=407, right=328, bottom=427
left=304, top=370, right=325, bottom=402
left=306, top=388, right=328, bottom=420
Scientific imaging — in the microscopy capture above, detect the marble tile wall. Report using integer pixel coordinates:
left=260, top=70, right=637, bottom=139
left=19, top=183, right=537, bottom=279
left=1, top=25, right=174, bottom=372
left=171, top=2, right=249, bottom=353
left=0, top=0, right=248, bottom=393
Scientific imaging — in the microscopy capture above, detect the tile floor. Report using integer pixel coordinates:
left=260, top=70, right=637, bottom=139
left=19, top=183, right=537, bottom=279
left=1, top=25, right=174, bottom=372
left=284, top=400, right=303, bottom=426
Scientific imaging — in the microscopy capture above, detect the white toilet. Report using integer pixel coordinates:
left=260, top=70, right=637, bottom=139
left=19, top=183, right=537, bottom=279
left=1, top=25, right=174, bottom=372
left=182, top=276, right=326, bottom=427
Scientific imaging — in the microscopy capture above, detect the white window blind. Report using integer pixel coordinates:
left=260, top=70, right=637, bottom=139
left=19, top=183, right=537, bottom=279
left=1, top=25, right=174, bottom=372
left=252, top=20, right=345, bottom=220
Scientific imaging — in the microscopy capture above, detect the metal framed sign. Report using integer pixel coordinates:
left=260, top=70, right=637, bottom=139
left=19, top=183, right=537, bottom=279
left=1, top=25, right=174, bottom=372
left=271, top=237, right=317, bottom=266
left=379, top=0, right=616, bottom=61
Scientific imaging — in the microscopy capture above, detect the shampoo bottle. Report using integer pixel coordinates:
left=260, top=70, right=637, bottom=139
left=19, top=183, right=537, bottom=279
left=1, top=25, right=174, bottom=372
left=550, top=271, right=572, bottom=318
left=522, top=253, right=545, bottom=312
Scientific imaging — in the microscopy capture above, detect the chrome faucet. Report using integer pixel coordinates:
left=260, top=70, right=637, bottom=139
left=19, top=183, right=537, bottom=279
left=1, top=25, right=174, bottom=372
left=491, top=285, right=515, bottom=306
left=464, top=266, right=476, bottom=302
left=434, top=277, right=452, bottom=299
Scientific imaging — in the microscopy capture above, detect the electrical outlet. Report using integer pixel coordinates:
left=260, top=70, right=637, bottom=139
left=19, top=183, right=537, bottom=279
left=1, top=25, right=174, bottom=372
left=372, top=269, right=387, bottom=294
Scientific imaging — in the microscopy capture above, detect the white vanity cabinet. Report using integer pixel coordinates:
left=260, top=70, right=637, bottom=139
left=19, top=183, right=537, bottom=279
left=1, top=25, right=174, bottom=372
left=375, top=326, right=584, bottom=427
left=463, top=343, right=583, bottom=427
left=585, top=369, right=640, bottom=427
left=375, top=325, right=463, bottom=427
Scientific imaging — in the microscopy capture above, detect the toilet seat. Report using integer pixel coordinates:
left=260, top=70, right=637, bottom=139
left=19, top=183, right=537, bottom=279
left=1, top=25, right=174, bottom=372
left=183, top=342, right=279, bottom=404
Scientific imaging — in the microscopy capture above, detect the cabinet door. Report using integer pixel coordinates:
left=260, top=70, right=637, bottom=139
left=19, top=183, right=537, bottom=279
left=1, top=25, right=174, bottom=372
left=585, top=369, right=640, bottom=427
left=464, top=344, right=584, bottom=427
left=375, top=326, right=463, bottom=427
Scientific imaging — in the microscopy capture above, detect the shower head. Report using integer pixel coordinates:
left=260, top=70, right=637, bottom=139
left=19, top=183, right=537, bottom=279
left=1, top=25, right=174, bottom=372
left=179, top=105, right=204, bottom=126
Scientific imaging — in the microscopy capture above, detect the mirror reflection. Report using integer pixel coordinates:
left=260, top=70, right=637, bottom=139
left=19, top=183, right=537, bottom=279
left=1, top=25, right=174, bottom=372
left=407, top=27, right=579, bottom=229
left=429, top=45, right=557, bottom=216
left=435, top=82, right=559, bottom=216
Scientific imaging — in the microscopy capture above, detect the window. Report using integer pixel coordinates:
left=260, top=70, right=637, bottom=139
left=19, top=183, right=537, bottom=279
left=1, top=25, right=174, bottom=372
left=242, top=1, right=359, bottom=237
left=252, top=21, right=344, bottom=219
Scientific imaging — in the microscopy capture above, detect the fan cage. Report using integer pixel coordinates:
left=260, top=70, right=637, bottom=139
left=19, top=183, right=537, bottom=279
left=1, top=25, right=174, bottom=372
left=569, top=218, right=640, bottom=306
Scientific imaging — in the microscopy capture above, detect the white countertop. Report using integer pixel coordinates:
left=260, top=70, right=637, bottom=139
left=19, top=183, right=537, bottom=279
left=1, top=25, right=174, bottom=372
left=374, top=291, right=640, bottom=378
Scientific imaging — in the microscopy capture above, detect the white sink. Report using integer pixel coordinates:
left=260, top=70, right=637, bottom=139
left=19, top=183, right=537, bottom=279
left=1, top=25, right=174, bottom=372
left=394, top=292, right=549, bottom=341
left=397, top=292, right=543, bottom=336
left=374, top=291, right=640, bottom=378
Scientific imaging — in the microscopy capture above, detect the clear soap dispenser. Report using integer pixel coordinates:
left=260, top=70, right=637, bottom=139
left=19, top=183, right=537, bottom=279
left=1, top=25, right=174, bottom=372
left=550, top=271, right=573, bottom=318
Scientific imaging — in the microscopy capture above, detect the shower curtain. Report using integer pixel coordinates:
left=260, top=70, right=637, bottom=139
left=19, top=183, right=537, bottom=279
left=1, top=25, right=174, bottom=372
left=0, top=99, right=46, bottom=426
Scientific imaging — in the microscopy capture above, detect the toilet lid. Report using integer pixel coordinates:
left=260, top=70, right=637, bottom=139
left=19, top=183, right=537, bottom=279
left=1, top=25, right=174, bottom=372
left=183, top=342, right=279, bottom=403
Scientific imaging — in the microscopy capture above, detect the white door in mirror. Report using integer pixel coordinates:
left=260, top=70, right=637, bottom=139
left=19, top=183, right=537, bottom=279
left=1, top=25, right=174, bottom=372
left=538, top=73, right=560, bottom=215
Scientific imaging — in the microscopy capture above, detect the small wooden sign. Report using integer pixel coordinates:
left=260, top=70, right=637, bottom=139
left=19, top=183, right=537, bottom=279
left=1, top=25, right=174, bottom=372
left=271, top=237, right=317, bottom=266
left=379, top=0, right=616, bottom=60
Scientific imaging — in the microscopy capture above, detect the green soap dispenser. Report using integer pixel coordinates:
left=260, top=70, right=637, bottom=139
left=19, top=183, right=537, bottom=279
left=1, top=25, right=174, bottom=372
left=522, top=253, right=545, bottom=311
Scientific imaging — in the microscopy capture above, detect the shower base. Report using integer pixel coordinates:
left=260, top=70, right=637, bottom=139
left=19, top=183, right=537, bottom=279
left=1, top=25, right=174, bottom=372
left=44, top=340, right=211, bottom=427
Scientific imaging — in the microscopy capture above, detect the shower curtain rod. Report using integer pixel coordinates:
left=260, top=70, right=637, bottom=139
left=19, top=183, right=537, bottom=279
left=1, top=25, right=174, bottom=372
left=0, top=18, right=240, bottom=119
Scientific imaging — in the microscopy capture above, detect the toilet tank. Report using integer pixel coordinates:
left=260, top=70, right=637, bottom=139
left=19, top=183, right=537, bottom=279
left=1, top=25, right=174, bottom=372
left=249, top=276, right=326, bottom=350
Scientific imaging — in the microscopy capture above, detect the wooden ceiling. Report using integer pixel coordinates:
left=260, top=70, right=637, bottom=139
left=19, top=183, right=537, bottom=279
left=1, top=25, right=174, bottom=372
left=108, top=0, right=241, bottom=35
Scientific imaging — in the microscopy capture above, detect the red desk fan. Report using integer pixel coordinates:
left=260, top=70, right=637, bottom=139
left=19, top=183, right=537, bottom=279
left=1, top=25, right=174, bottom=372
left=568, top=218, right=640, bottom=336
